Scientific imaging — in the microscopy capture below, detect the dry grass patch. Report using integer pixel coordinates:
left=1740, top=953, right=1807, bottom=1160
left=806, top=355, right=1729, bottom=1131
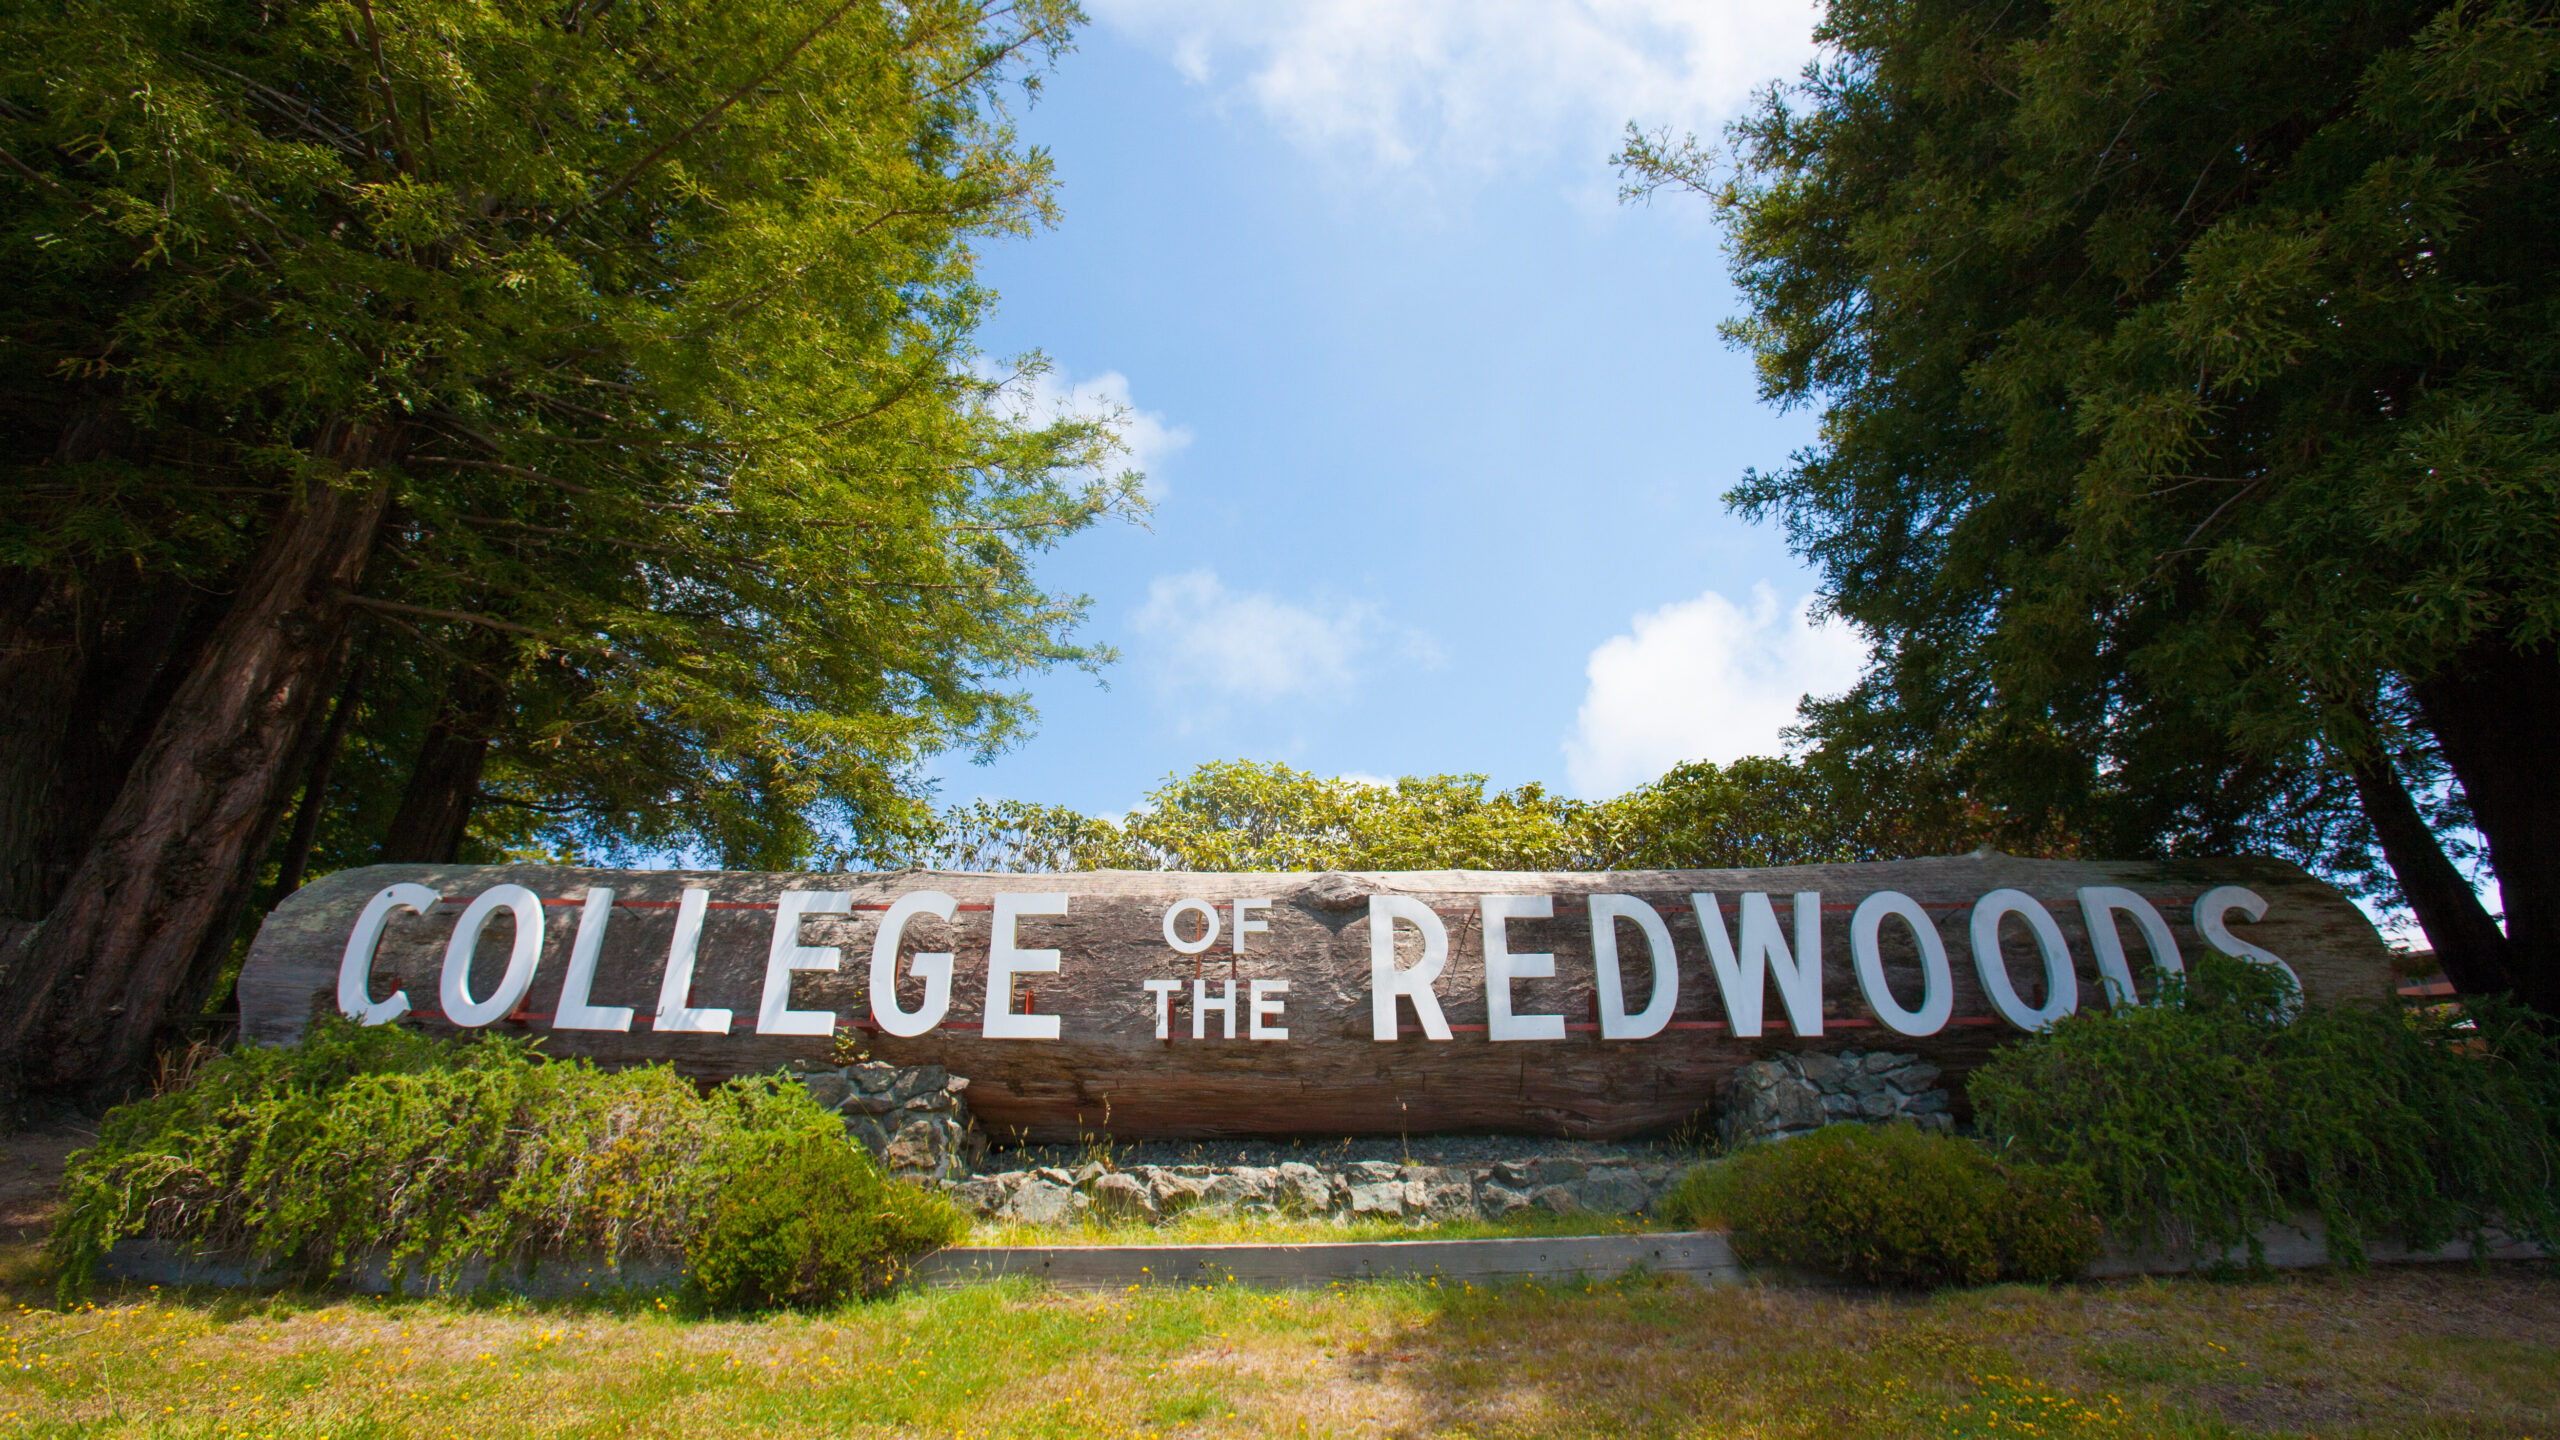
left=1248, top=1266, right=2560, bottom=1439
left=0, top=1262, right=2549, bottom=1437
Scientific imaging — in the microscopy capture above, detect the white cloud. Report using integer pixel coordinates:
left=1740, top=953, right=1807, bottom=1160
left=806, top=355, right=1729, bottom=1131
left=1132, top=569, right=1409, bottom=710
left=1090, top=0, right=1822, bottom=172
left=995, top=366, right=1192, bottom=492
left=1562, top=584, right=1866, bottom=797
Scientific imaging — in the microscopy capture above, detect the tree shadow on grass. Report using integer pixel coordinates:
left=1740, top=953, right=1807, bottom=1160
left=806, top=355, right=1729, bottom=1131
left=1347, top=1263, right=2560, bottom=1439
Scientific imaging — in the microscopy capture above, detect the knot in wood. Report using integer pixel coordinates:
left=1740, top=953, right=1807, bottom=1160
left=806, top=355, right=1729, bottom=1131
left=1297, top=872, right=1378, bottom=910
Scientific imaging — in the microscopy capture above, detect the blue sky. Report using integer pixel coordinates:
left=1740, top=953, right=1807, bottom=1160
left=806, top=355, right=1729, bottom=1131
left=929, top=2, right=1852, bottom=816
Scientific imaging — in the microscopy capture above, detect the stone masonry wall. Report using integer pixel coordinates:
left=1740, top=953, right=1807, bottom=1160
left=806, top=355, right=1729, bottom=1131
left=800, top=1051, right=1958, bottom=1226
left=791, top=1060, right=985, bottom=1181
left=1718, top=1049, right=1952, bottom=1146
left=942, top=1156, right=1684, bottom=1227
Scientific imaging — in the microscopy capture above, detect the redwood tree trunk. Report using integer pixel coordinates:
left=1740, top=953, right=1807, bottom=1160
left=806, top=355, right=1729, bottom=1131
left=378, top=661, right=504, bottom=864
left=1, top=437, right=396, bottom=1100
left=2344, top=741, right=2511, bottom=997
left=0, top=410, right=164, bottom=921
left=0, top=569, right=220, bottom=922
left=0, top=572, right=95, bottom=921
left=2417, top=641, right=2560, bottom=1018
left=273, top=654, right=369, bottom=898
left=174, top=626, right=363, bottom=1027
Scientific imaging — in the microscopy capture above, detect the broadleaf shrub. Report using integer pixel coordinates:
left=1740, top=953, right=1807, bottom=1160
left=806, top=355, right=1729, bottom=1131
left=1661, top=1123, right=2100, bottom=1287
left=688, top=1132, right=964, bottom=1311
left=1970, top=962, right=2560, bottom=1267
left=49, top=1019, right=961, bottom=1305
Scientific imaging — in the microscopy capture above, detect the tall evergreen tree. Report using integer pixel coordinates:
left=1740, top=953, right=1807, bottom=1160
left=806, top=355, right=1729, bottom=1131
left=1622, top=0, right=2560, bottom=1011
left=0, top=0, right=1133, bottom=1100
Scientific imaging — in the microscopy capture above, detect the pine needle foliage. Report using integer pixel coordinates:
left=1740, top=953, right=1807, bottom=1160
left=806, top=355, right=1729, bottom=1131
left=48, top=1019, right=957, bottom=1303
left=1621, top=0, right=2560, bottom=1003
left=1971, top=961, right=2560, bottom=1267
left=0, top=0, right=1139, bottom=872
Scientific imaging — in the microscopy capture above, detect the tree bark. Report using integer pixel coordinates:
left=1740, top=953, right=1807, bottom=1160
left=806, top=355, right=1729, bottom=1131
left=0, top=409, right=157, bottom=921
left=274, top=652, right=369, bottom=898
left=177, top=626, right=365, bottom=1027
left=2416, top=640, right=2560, bottom=1018
left=1, top=432, right=397, bottom=1100
left=2342, top=739, right=2511, bottom=996
left=0, top=572, right=95, bottom=921
left=0, top=569, right=221, bottom=922
left=378, top=660, right=505, bottom=864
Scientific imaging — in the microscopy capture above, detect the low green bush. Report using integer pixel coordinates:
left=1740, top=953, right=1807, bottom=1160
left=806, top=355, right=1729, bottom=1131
left=689, top=1131, right=964, bottom=1311
left=49, top=1018, right=962, bottom=1305
left=1663, top=1123, right=2100, bottom=1287
left=1970, top=959, right=2560, bottom=1267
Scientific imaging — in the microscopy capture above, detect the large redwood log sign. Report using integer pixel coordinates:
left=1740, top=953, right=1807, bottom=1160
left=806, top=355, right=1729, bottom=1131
left=239, top=855, right=2391, bottom=1141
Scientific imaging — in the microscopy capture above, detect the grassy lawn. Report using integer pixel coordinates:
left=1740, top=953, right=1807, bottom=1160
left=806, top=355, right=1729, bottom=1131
left=5, top=1127, right=2551, bottom=1437
left=0, top=1260, right=2550, bottom=1437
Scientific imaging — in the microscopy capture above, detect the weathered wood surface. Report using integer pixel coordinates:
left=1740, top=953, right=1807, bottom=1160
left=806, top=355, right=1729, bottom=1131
left=239, top=856, right=2390, bottom=1141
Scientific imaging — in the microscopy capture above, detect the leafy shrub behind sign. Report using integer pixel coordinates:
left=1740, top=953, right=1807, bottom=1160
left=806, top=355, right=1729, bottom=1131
left=1661, top=1124, right=2100, bottom=1287
left=1970, top=961, right=2560, bottom=1267
left=49, top=1018, right=960, bottom=1304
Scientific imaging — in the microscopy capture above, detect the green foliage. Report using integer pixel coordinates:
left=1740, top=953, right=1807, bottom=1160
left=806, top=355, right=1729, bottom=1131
left=0, top=0, right=1136, bottom=872
left=1971, top=964, right=2560, bottom=1265
left=1582, top=755, right=2004, bottom=869
left=909, top=754, right=1990, bottom=874
left=48, top=1019, right=955, bottom=1305
left=1620, top=0, right=2560, bottom=920
left=1653, top=1164, right=1723, bottom=1231
left=1665, top=1124, right=2100, bottom=1288
left=914, top=761, right=1595, bottom=871
left=1107, top=762, right=1583, bottom=872
left=687, top=1132, right=965, bottom=1311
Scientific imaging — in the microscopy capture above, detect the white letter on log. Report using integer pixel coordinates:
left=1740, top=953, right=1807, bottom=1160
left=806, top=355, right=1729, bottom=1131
left=440, top=884, right=546, bottom=1028
left=1693, top=892, right=1823, bottom=1037
left=1369, top=895, right=1452, bottom=1041
left=984, top=893, right=1068, bottom=1039
left=554, top=887, right=634, bottom=1031
left=1194, top=977, right=1236, bottom=1039
left=1482, top=894, right=1563, bottom=1042
left=2076, top=886, right=2183, bottom=1006
left=1233, top=897, right=1273, bottom=952
left=1250, top=979, right=1290, bottom=1040
left=1590, top=894, right=1678, bottom=1040
left=1162, top=898, right=1220, bottom=955
left=654, top=888, right=730, bottom=1034
left=759, top=891, right=852, bottom=1036
left=1970, top=889, right=2078, bottom=1031
left=1144, top=978, right=1182, bottom=1039
left=2193, top=885, right=2302, bottom=998
left=1850, top=891, right=1952, bottom=1036
left=869, top=891, right=956, bottom=1038
left=338, top=883, right=436, bottom=1025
